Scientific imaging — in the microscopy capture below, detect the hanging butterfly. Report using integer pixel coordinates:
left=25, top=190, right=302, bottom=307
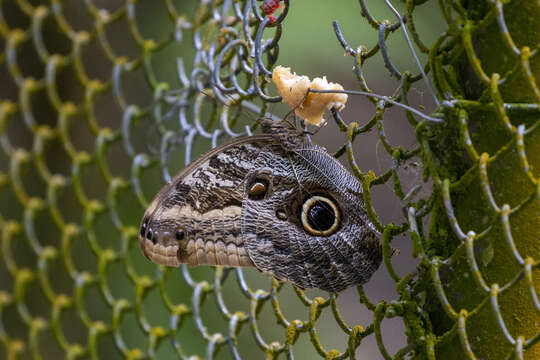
left=138, top=117, right=382, bottom=293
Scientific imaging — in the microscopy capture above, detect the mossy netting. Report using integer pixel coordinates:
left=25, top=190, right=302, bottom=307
left=0, top=0, right=538, bottom=359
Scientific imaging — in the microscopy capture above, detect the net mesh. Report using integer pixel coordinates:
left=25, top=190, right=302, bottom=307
left=0, top=0, right=538, bottom=359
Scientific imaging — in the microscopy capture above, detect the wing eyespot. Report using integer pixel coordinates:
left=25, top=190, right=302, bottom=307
left=248, top=178, right=269, bottom=200
left=276, top=209, right=288, bottom=220
left=140, top=219, right=148, bottom=237
left=175, top=228, right=185, bottom=241
left=146, top=228, right=158, bottom=244
left=300, top=195, right=340, bottom=236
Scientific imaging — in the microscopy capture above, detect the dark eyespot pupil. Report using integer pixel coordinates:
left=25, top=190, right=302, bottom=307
left=140, top=221, right=147, bottom=237
left=175, top=229, right=185, bottom=241
left=307, top=201, right=335, bottom=231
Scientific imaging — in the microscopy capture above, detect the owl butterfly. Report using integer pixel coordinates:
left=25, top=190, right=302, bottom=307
left=139, top=116, right=381, bottom=293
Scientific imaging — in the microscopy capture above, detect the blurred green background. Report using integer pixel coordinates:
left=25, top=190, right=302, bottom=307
left=0, top=0, right=446, bottom=358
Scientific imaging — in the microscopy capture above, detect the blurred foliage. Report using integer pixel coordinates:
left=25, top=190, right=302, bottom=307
left=0, top=0, right=538, bottom=359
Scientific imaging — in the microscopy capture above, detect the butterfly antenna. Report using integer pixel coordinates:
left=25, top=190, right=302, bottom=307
left=383, top=0, right=440, bottom=108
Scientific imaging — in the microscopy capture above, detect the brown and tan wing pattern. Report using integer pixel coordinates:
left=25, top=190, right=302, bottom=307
left=139, top=118, right=381, bottom=293
left=241, top=142, right=381, bottom=293
left=138, top=136, right=273, bottom=268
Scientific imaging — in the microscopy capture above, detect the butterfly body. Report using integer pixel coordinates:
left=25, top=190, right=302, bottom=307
left=139, top=119, right=381, bottom=292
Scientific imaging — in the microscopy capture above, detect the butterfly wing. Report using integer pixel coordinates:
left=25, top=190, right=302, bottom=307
left=139, top=135, right=274, bottom=268
left=139, top=127, right=381, bottom=293
left=241, top=142, right=381, bottom=293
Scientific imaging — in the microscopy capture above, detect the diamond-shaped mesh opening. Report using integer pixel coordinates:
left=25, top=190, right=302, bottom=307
left=0, top=0, right=538, bottom=359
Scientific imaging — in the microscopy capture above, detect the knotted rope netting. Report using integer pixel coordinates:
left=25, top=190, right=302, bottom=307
left=0, top=0, right=538, bottom=359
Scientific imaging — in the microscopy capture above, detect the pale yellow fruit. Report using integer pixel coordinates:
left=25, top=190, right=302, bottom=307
left=272, top=66, right=347, bottom=125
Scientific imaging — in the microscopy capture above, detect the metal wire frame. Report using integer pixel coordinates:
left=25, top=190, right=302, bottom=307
left=0, top=0, right=538, bottom=359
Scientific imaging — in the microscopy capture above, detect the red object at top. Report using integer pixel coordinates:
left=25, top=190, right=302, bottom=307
left=260, top=0, right=281, bottom=23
